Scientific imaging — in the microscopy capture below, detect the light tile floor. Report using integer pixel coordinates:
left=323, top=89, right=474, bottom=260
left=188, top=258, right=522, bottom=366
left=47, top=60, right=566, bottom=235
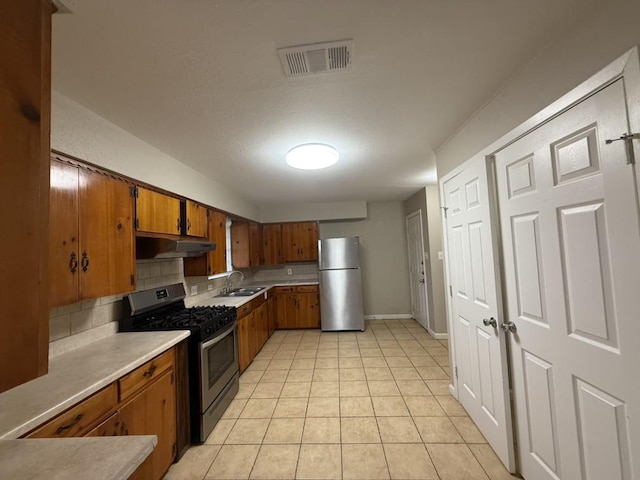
left=164, top=319, right=521, bottom=480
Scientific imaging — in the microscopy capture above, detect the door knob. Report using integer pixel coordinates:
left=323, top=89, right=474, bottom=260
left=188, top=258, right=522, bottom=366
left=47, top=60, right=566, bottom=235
left=500, top=321, right=517, bottom=333
left=482, top=317, right=497, bottom=328
left=419, top=279, right=425, bottom=283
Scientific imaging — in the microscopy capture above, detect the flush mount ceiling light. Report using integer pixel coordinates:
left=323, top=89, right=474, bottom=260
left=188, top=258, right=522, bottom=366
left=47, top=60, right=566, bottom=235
left=285, top=143, right=339, bottom=170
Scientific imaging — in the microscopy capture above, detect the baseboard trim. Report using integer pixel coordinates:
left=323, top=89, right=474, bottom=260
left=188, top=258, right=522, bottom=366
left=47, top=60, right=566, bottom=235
left=449, top=383, right=458, bottom=400
left=427, top=327, right=449, bottom=340
left=364, top=314, right=413, bottom=320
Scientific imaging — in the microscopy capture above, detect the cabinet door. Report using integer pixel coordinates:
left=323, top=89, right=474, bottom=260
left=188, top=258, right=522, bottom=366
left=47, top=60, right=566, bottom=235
left=119, top=369, right=176, bottom=480
left=0, top=0, right=51, bottom=393
left=136, top=187, right=181, bottom=235
left=85, top=411, right=124, bottom=437
left=282, top=222, right=319, bottom=262
left=267, top=296, right=276, bottom=336
left=185, top=200, right=208, bottom=238
left=79, top=169, right=135, bottom=300
left=49, top=161, right=80, bottom=307
left=231, top=222, right=249, bottom=269
left=254, top=303, right=268, bottom=351
left=262, top=224, right=283, bottom=265
left=297, top=292, right=321, bottom=329
left=209, top=210, right=227, bottom=275
left=248, top=222, right=262, bottom=267
left=284, top=294, right=299, bottom=329
left=249, top=313, right=259, bottom=359
left=238, top=314, right=252, bottom=372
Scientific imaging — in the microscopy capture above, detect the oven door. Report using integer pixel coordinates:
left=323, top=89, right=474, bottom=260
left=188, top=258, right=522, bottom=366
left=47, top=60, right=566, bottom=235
left=199, top=321, right=239, bottom=413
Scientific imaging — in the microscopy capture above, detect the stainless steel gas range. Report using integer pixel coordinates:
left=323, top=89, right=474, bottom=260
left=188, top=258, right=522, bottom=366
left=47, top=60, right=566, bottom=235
left=120, top=283, right=238, bottom=443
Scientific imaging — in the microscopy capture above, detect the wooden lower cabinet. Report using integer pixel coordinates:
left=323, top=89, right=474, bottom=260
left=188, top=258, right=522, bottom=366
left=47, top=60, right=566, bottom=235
left=274, top=285, right=320, bottom=329
left=237, top=295, right=272, bottom=373
left=24, top=347, right=179, bottom=480
left=119, top=369, right=176, bottom=480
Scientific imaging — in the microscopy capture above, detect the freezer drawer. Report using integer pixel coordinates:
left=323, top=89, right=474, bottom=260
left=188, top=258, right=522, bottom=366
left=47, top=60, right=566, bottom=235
left=319, top=269, right=364, bottom=331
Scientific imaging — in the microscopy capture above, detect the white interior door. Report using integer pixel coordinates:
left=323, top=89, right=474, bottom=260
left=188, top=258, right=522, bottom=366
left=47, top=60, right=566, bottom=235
left=494, top=79, right=639, bottom=479
left=406, top=210, right=429, bottom=329
left=442, top=158, right=516, bottom=471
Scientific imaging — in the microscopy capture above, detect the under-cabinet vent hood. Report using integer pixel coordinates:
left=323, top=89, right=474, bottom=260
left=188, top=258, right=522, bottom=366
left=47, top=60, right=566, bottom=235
left=278, top=39, right=353, bottom=78
left=136, top=237, right=215, bottom=259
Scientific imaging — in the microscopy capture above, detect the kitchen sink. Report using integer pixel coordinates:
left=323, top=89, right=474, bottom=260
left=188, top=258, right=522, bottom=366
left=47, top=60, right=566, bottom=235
left=216, top=286, right=265, bottom=297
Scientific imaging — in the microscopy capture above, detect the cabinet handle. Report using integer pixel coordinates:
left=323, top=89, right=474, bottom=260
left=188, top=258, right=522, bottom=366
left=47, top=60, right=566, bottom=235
left=177, top=218, right=181, bottom=232
left=143, top=364, right=158, bottom=377
left=55, top=414, right=83, bottom=434
left=81, top=252, right=89, bottom=272
left=69, top=252, right=78, bottom=274
left=187, top=219, right=191, bottom=231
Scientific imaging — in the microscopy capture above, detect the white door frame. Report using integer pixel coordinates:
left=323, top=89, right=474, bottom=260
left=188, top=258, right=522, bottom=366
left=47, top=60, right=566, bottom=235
left=405, top=209, right=431, bottom=332
left=440, top=45, right=640, bottom=467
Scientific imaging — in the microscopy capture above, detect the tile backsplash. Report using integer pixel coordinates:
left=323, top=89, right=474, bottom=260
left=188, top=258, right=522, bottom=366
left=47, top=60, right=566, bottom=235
left=48, top=259, right=319, bottom=357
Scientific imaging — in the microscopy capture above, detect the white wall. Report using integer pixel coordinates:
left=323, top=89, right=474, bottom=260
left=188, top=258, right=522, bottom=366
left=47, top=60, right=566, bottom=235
left=319, top=201, right=412, bottom=318
left=436, top=0, right=640, bottom=177
left=261, top=201, right=367, bottom=223
left=51, top=92, right=260, bottom=220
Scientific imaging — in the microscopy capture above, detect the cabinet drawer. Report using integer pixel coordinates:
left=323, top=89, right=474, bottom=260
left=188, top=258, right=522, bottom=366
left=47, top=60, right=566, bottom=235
left=27, top=383, right=117, bottom=438
left=119, top=349, right=174, bottom=402
left=274, top=286, right=294, bottom=294
left=296, top=285, right=318, bottom=293
left=237, top=302, right=252, bottom=319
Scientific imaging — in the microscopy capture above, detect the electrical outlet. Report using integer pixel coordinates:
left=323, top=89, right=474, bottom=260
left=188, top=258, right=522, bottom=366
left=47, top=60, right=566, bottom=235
left=190, top=286, right=198, bottom=296
left=287, top=268, right=292, bottom=275
left=208, top=284, right=213, bottom=291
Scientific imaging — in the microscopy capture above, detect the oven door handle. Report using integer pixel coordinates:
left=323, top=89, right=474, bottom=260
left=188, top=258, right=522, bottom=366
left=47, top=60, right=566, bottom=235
left=200, top=321, right=237, bottom=351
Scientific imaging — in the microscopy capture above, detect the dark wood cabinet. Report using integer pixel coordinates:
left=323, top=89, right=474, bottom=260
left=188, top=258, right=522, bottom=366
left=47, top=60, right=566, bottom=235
left=183, top=209, right=227, bottom=277
left=274, top=285, right=320, bottom=329
left=185, top=200, right=208, bottom=238
left=136, top=187, right=182, bottom=235
left=0, top=0, right=52, bottom=393
left=238, top=313, right=253, bottom=372
left=49, top=160, right=135, bottom=308
left=262, top=224, right=283, bottom=265
left=281, top=222, right=319, bottom=262
left=237, top=295, right=271, bottom=372
left=231, top=221, right=261, bottom=268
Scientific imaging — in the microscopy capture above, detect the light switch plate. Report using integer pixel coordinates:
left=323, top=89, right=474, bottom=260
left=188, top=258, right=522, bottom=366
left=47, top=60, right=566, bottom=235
left=438, top=251, right=443, bottom=260
left=190, top=286, right=198, bottom=296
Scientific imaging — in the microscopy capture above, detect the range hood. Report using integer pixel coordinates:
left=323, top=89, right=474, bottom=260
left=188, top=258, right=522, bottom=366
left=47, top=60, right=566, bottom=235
left=136, top=237, right=216, bottom=259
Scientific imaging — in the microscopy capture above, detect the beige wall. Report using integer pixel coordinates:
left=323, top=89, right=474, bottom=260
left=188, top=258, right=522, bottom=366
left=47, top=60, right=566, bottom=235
left=51, top=92, right=260, bottom=221
left=425, top=186, right=446, bottom=334
left=436, top=0, right=640, bottom=177
left=260, top=201, right=367, bottom=223
left=319, top=201, right=412, bottom=318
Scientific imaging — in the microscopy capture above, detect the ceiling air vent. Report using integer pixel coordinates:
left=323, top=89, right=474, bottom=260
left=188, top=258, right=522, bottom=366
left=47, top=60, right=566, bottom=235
left=278, top=40, right=353, bottom=78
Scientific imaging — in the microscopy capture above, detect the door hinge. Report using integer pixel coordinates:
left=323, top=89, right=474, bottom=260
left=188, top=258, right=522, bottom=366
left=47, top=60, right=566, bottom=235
left=172, top=442, right=177, bottom=458
left=455, top=366, right=458, bottom=379
left=449, top=285, right=453, bottom=297
left=171, top=372, right=174, bottom=385
left=441, top=206, right=448, bottom=218
left=130, top=274, right=135, bottom=286
left=134, top=218, right=139, bottom=229
left=129, top=185, right=138, bottom=198
left=605, top=132, right=640, bottom=165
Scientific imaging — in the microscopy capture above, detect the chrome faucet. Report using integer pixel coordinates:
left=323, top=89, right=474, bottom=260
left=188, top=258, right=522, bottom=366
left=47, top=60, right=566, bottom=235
left=223, top=270, right=244, bottom=294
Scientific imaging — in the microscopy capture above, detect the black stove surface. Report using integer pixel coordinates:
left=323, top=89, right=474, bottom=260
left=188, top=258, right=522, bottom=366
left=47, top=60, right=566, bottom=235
left=121, top=303, right=237, bottom=342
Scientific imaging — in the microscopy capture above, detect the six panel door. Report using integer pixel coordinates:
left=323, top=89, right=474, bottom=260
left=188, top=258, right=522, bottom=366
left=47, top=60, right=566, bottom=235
left=494, top=79, right=639, bottom=479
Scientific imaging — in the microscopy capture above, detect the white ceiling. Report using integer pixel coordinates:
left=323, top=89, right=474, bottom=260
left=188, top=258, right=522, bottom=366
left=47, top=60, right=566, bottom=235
left=52, top=0, right=590, bottom=205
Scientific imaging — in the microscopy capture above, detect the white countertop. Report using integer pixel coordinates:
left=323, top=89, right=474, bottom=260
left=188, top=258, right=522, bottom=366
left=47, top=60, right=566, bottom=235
left=192, top=277, right=319, bottom=308
left=0, top=436, right=157, bottom=480
left=0, top=330, right=189, bottom=439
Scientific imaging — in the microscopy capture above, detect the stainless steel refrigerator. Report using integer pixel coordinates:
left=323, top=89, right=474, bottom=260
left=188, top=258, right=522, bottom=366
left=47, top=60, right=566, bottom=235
left=318, top=236, right=365, bottom=331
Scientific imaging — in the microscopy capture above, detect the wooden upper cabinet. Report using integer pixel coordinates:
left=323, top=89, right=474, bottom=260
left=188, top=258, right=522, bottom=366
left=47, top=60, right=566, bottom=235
left=209, top=210, right=227, bottom=275
left=185, top=200, right=207, bottom=238
left=0, top=0, right=51, bottom=393
left=49, top=161, right=80, bottom=306
left=282, top=222, right=319, bottom=262
left=231, top=222, right=250, bottom=269
left=79, top=169, right=135, bottom=300
left=49, top=161, right=136, bottom=307
left=136, top=187, right=181, bottom=235
left=262, top=224, right=283, bottom=265
left=248, top=223, right=262, bottom=267
left=183, top=209, right=227, bottom=277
